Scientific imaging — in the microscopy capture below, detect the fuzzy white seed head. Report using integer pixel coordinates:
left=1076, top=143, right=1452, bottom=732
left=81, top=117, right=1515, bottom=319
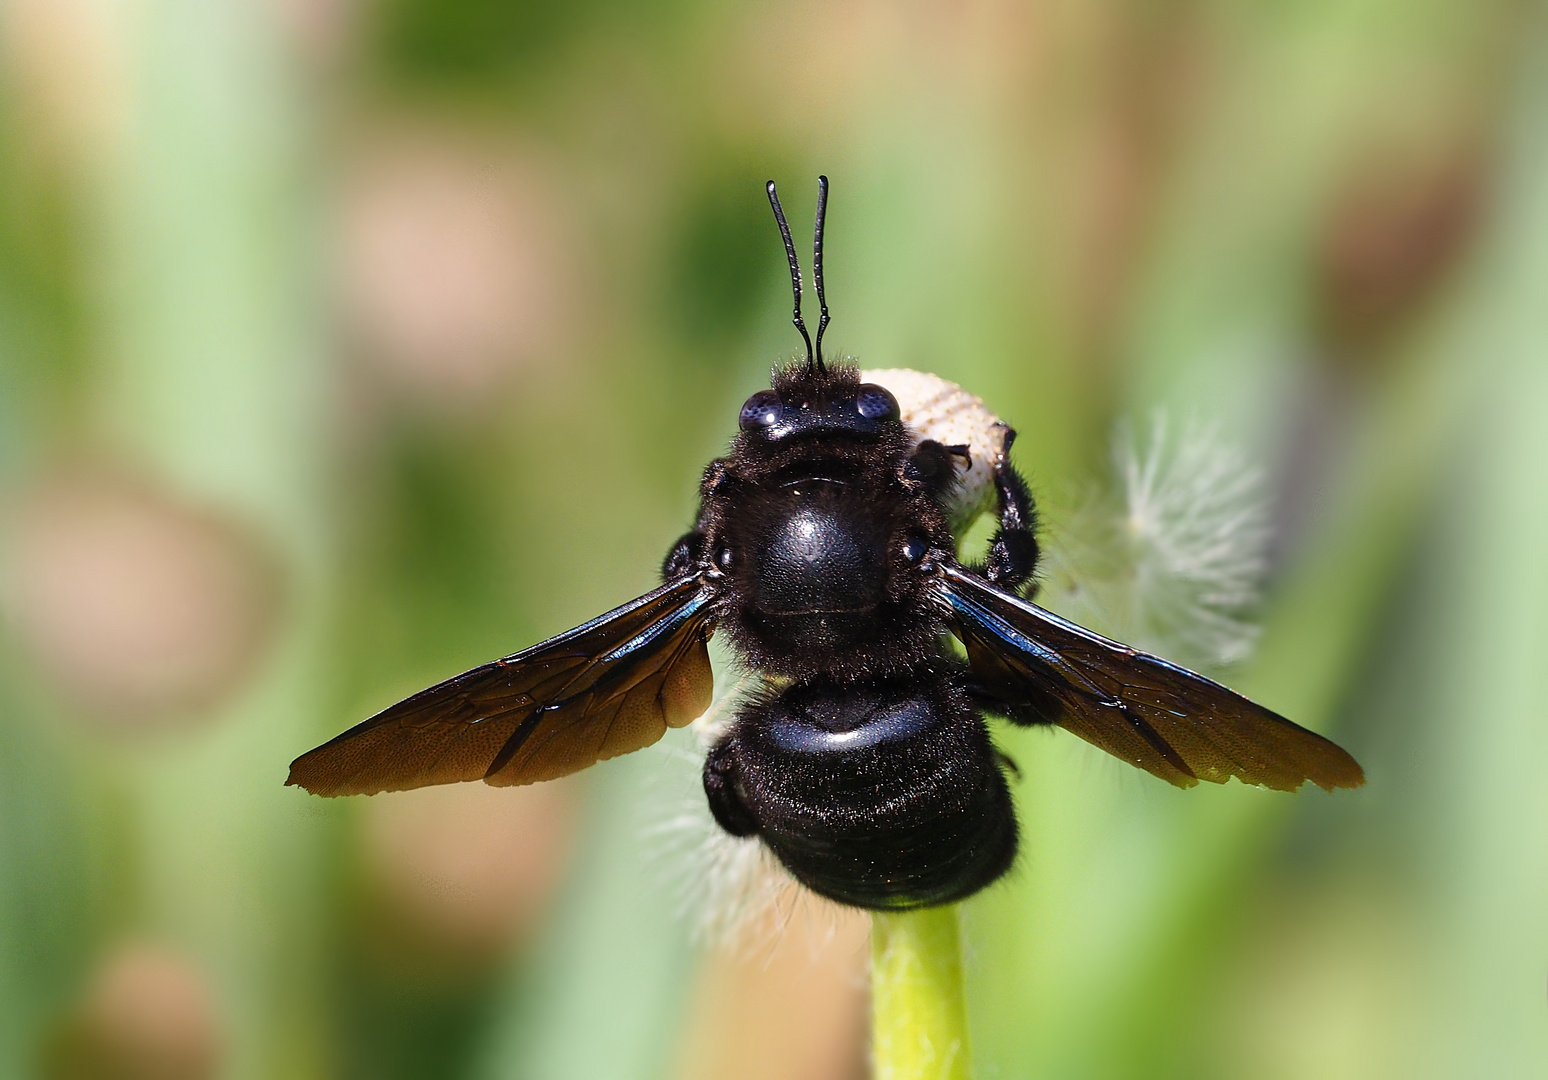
left=1039, top=415, right=1270, bottom=671
left=861, top=368, right=1004, bottom=534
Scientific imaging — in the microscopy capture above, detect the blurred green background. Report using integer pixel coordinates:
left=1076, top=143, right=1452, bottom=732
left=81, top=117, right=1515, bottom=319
left=2, top=0, right=1547, bottom=1077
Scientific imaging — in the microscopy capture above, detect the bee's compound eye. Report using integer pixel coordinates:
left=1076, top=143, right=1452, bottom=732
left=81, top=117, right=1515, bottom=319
left=902, top=535, right=929, bottom=565
left=716, top=545, right=734, bottom=571
left=855, top=384, right=900, bottom=422
left=739, top=390, right=784, bottom=432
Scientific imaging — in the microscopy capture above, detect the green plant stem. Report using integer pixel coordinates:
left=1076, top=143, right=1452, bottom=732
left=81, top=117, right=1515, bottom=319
left=871, top=906, right=972, bottom=1080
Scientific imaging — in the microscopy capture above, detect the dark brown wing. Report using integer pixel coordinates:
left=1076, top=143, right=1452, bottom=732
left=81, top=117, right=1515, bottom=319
left=939, top=564, right=1363, bottom=792
left=287, top=573, right=718, bottom=796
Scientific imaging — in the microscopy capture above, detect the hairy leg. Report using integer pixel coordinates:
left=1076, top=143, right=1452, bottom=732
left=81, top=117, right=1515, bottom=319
left=980, top=425, right=1041, bottom=592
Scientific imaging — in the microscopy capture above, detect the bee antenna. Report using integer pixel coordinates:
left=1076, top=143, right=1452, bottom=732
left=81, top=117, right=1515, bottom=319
left=766, top=179, right=815, bottom=373
left=812, top=176, right=830, bottom=374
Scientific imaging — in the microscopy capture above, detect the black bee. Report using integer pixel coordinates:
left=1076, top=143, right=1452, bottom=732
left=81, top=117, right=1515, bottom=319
left=288, top=177, right=1364, bottom=911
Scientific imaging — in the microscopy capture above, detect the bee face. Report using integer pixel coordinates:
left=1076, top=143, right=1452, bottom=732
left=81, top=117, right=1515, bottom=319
left=735, top=381, right=900, bottom=444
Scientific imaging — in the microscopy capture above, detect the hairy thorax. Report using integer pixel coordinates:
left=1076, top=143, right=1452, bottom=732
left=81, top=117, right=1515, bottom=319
left=699, top=366, right=956, bottom=682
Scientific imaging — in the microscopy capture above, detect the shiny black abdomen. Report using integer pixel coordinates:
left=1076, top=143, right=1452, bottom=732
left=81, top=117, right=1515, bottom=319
left=702, top=672, right=1018, bottom=910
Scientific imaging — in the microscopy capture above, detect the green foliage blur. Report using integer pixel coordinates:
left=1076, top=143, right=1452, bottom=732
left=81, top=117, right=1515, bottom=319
left=2, top=0, right=1546, bottom=1077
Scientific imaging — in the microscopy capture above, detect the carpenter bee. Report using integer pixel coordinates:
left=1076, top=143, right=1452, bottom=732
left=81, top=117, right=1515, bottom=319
left=288, top=177, right=1363, bottom=910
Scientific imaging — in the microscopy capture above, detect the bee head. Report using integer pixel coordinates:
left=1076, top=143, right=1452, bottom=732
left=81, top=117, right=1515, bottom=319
left=736, top=363, right=900, bottom=443
left=745, top=178, right=903, bottom=443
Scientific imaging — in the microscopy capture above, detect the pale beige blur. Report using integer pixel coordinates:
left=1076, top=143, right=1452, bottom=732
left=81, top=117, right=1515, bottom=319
left=269, top=0, right=363, bottom=63
left=336, top=124, right=576, bottom=406
left=673, top=896, right=871, bottom=1080
left=51, top=941, right=221, bottom=1080
left=1, top=473, right=279, bottom=725
left=0, top=0, right=130, bottom=167
left=361, top=777, right=578, bottom=959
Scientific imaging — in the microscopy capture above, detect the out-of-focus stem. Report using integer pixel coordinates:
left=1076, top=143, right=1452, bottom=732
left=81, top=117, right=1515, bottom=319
left=871, top=906, right=971, bottom=1080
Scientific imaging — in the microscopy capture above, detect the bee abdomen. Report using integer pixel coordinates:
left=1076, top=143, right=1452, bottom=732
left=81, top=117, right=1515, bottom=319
left=703, top=673, right=1017, bottom=910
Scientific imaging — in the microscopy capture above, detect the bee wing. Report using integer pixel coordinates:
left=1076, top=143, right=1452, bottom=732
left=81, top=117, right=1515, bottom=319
left=287, top=573, right=718, bottom=796
left=939, top=564, right=1363, bottom=792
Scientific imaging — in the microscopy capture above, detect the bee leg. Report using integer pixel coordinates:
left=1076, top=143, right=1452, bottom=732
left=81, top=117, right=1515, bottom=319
left=983, top=424, right=1041, bottom=593
left=967, top=679, right=1059, bottom=727
left=904, top=439, right=969, bottom=498
left=661, top=529, right=705, bottom=580
left=702, top=738, right=758, bottom=837
left=663, top=456, right=736, bottom=580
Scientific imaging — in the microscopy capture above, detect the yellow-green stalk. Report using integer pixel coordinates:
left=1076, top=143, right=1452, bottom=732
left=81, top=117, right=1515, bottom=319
left=871, top=906, right=971, bottom=1080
